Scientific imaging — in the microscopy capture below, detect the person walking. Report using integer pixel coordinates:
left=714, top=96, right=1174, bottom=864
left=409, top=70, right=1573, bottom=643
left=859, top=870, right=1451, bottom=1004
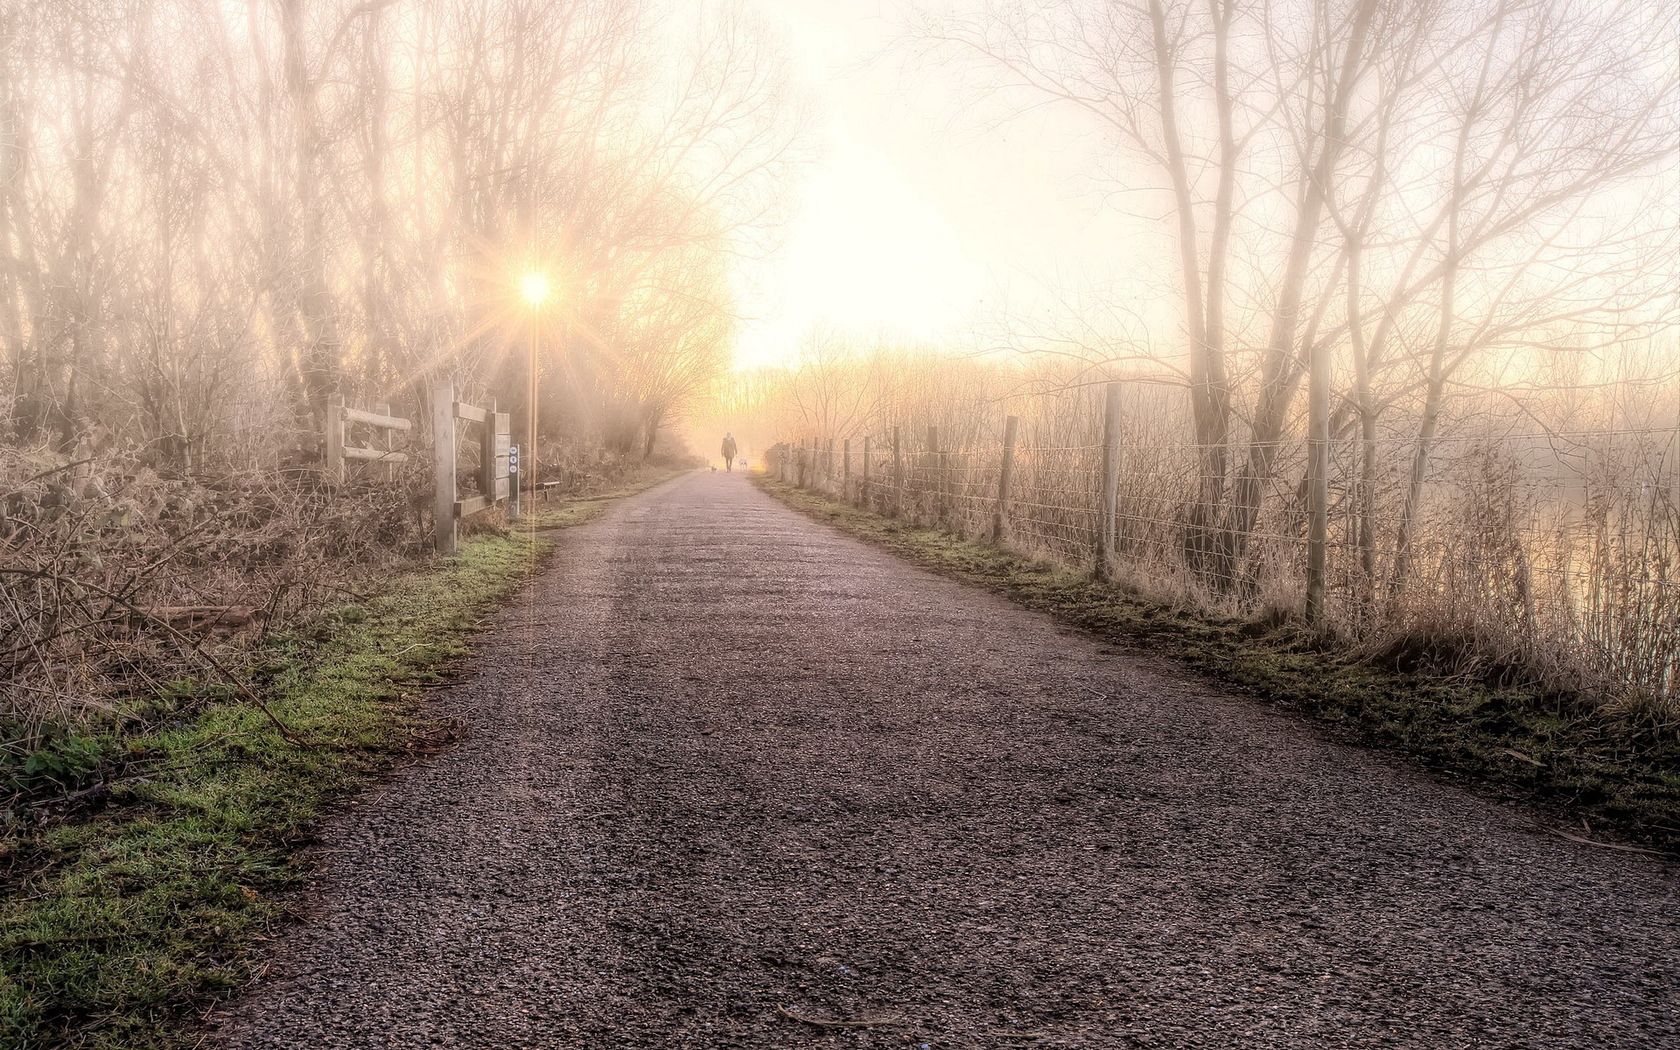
left=721, top=432, right=738, bottom=472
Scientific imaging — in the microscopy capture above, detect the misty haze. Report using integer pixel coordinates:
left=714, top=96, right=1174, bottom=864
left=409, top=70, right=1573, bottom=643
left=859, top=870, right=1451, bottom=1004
left=2, top=0, right=1677, bottom=1047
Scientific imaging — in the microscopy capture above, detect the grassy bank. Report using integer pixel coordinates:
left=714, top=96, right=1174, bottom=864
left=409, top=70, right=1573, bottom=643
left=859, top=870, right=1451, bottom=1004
left=0, top=532, right=548, bottom=1049
left=755, top=476, right=1680, bottom=856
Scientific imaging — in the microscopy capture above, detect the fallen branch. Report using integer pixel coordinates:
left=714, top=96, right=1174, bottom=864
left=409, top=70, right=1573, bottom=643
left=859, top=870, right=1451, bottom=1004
left=1540, top=825, right=1666, bottom=856
left=0, top=566, right=301, bottom=744
left=126, top=605, right=264, bottom=630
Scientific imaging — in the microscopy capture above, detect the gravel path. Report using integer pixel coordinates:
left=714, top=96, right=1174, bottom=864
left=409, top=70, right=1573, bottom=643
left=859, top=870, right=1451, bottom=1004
left=215, top=470, right=1680, bottom=1049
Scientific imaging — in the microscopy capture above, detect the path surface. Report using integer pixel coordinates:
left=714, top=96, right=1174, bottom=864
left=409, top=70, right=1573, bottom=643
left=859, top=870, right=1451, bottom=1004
left=217, top=470, right=1679, bottom=1049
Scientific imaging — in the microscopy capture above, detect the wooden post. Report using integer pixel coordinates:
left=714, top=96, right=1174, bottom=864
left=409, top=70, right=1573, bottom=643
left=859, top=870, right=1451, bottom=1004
left=825, top=437, right=835, bottom=489
left=842, top=437, right=851, bottom=499
left=891, top=426, right=903, bottom=517
left=1306, top=322, right=1329, bottom=624
left=432, top=380, right=457, bottom=555
left=70, top=438, right=93, bottom=499
left=927, top=425, right=941, bottom=525
left=862, top=435, right=872, bottom=508
left=325, top=395, right=345, bottom=482
left=477, top=396, right=498, bottom=507
left=373, top=400, right=394, bottom=482
left=993, top=415, right=1019, bottom=543
left=1097, top=382, right=1121, bottom=581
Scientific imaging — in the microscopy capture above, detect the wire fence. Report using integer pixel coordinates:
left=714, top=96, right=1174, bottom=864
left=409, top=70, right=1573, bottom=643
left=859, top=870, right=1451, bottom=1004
left=774, top=385, right=1680, bottom=710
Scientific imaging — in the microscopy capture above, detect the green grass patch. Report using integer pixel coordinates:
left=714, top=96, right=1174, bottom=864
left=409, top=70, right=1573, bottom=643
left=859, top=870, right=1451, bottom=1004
left=0, top=533, right=549, bottom=1049
left=756, top=476, right=1680, bottom=855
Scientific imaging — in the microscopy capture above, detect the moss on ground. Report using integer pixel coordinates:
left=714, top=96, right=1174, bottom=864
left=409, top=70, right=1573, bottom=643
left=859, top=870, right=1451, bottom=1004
left=0, top=533, right=551, bottom=1049
left=755, top=476, right=1680, bottom=856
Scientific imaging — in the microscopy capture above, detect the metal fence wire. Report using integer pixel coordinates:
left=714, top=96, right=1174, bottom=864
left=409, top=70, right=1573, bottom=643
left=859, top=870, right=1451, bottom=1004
left=775, top=383, right=1680, bottom=708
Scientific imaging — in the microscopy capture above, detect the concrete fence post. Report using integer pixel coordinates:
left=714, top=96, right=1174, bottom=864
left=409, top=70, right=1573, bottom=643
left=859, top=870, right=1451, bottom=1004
left=862, top=434, right=872, bottom=508
left=892, top=426, right=903, bottom=518
left=993, top=414, right=1019, bottom=543
left=842, top=437, right=851, bottom=500
left=1096, top=382, right=1121, bottom=581
left=432, top=379, right=457, bottom=556
left=927, top=425, right=942, bottom=526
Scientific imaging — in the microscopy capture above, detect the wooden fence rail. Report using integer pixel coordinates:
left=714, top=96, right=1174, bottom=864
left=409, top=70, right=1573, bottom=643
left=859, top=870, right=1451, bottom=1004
left=325, top=396, right=411, bottom=481
left=319, top=382, right=526, bottom=558
left=431, top=379, right=513, bottom=555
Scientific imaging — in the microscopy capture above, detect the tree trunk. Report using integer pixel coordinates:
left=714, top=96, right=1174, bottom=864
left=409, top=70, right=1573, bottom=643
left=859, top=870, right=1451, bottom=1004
left=1222, top=0, right=1380, bottom=580
left=280, top=0, right=341, bottom=447
left=1147, top=0, right=1228, bottom=570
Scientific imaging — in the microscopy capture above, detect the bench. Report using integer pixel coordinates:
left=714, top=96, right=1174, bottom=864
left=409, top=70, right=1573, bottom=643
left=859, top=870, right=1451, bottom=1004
left=538, top=480, right=563, bottom=501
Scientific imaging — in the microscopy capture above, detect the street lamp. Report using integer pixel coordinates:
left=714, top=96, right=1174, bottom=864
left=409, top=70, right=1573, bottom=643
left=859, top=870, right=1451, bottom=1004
left=520, top=271, right=550, bottom=308
left=520, top=270, right=550, bottom=522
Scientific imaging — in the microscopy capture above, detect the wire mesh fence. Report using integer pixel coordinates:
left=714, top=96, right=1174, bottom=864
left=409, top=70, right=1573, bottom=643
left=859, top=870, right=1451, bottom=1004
left=774, top=385, right=1680, bottom=710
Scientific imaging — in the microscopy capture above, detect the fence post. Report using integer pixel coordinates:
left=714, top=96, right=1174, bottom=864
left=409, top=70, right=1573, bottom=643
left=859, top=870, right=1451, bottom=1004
left=842, top=438, right=851, bottom=500
left=892, top=426, right=903, bottom=517
left=1097, top=382, right=1121, bottom=581
left=927, top=425, right=942, bottom=525
left=477, top=397, right=498, bottom=506
left=993, top=415, right=1019, bottom=543
left=373, top=400, right=396, bottom=482
left=862, top=435, right=872, bottom=508
left=432, top=380, right=457, bottom=555
left=325, top=394, right=344, bottom=482
left=826, top=437, right=835, bottom=489
left=1306, top=328, right=1329, bottom=624
left=798, top=438, right=809, bottom=487
left=70, top=438, right=93, bottom=498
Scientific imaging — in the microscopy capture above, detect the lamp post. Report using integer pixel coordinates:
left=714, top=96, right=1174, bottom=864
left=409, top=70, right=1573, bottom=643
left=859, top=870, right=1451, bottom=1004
left=519, top=271, right=550, bottom=517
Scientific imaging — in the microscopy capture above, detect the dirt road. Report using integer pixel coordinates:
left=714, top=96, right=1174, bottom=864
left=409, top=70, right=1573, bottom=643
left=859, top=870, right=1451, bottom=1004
left=216, top=470, right=1679, bottom=1049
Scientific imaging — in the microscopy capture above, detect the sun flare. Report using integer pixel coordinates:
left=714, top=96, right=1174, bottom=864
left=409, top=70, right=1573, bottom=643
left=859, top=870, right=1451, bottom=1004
left=519, top=271, right=551, bottom=307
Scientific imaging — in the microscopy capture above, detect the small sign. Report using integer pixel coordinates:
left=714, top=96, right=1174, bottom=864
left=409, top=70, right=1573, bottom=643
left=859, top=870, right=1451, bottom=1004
left=508, top=444, right=520, bottom=474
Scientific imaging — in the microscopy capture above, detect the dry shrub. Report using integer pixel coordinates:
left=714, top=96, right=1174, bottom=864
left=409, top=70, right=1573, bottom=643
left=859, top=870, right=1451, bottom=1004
left=1379, top=444, right=1548, bottom=681
left=1, top=443, right=428, bottom=749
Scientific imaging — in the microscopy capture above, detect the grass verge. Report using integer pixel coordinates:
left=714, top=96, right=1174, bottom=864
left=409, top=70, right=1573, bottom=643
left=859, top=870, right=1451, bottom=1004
left=755, top=475, right=1680, bottom=856
left=0, top=532, right=550, bottom=1049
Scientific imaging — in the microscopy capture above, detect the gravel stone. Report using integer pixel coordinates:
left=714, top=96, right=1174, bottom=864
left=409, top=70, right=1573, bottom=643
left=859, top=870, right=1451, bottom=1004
left=214, top=470, right=1680, bottom=1048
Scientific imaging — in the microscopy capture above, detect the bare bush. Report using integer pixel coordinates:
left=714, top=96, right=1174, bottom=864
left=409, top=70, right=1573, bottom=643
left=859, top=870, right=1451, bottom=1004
left=0, top=442, right=427, bottom=741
